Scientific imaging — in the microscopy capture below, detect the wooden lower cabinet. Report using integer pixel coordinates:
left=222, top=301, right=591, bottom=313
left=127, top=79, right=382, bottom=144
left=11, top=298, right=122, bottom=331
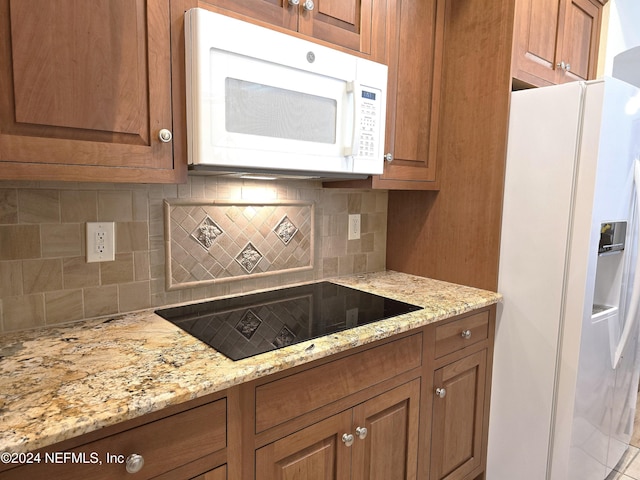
left=255, top=410, right=353, bottom=480
left=352, top=380, right=421, bottom=480
left=255, top=379, right=421, bottom=480
left=191, top=464, right=227, bottom=480
left=0, top=397, right=227, bottom=480
left=0, top=308, right=496, bottom=480
left=430, top=350, right=487, bottom=480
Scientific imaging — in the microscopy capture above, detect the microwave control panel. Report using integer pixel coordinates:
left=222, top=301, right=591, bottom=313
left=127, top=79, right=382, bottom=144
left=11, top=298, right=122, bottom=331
left=356, top=89, right=381, bottom=159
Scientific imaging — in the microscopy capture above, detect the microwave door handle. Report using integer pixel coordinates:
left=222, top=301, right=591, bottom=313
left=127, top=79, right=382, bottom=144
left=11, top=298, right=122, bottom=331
left=344, top=80, right=360, bottom=157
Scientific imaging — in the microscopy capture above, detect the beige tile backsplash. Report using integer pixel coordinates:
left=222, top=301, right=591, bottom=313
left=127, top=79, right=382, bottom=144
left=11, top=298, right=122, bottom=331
left=0, top=177, right=388, bottom=333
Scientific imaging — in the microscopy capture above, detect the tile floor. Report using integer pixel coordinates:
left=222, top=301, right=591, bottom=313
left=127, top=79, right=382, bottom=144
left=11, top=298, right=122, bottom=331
left=607, top=394, right=640, bottom=479
left=608, top=446, right=640, bottom=479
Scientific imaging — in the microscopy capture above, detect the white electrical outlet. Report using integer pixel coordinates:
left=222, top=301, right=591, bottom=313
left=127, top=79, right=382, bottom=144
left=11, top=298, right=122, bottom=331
left=348, top=214, right=361, bottom=240
left=86, top=222, right=115, bottom=263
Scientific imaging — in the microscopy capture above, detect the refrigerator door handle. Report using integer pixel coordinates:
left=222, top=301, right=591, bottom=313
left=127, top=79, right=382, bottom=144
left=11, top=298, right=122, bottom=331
left=613, top=158, right=640, bottom=369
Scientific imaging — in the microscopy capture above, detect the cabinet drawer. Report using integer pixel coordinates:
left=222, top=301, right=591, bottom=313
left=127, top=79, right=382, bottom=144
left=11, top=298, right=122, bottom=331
left=2, top=398, right=226, bottom=480
left=255, top=333, right=423, bottom=433
left=434, top=311, right=489, bottom=358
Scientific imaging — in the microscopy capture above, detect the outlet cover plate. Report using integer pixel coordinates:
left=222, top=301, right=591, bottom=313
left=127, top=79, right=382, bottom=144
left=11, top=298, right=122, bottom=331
left=348, top=214, right=361, bottom=240
left=86, top=222, right=115, bottom=263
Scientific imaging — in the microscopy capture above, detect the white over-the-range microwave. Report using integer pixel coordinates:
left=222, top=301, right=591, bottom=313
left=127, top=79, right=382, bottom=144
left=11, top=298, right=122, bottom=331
left=184, top=8, right=388, bottom=179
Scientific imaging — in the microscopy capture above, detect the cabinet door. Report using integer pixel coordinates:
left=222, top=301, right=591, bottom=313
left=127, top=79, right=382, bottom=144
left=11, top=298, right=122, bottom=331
left=372, top=0, right=443, bottom=190
left=200, top=0, right=298, bottom=32
left=558, top=0, right=601, bottom=82
left=255, top=410, right=352, bottom=480
left=0, top=0, right=182, bottom=183
left=205, top=0, right=375, bottom=57
left=511, top=0, right=602, bottom=87
left=351, top=379, right=421, bottom=480
left=511, top=0, right=564, bottom=86
left=430, top=350, right=487, bottom=480
left=191, top=464, right=226, bottom=480
left=298, top=0, right=373, bottom=54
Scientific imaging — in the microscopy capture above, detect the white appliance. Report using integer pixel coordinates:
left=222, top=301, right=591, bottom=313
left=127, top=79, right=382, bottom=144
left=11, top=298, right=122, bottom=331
left=184, top=8, right=388, bottom=179
left=487, top=77, right=640, bottom=480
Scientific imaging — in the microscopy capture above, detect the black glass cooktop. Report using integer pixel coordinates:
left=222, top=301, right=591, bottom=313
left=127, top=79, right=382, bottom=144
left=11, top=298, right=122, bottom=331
left=155, top=282, right=422, bottom=361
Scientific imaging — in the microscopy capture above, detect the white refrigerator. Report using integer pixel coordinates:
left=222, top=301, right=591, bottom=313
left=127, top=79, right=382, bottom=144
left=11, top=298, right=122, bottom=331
left=487, top=77, right=640, bottom=480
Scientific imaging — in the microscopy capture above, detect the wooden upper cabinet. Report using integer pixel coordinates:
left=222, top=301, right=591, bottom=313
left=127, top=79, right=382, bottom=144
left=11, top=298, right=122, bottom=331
left=324, top=0, right=445, bottom=190
left=198, top=0, right=299, bottom=32
left=560, top=0, right=601, bottom=82
left=300, top=0, right=373, bottom=55
left=512, top=0, right=603, bottom=87
left=200, top=0, right=375, bottom=57
left=0, top=0, right=190, bottom=183
left=202, top=0, right=447, bottom=191
left=371, top=0, right=443, bottom=190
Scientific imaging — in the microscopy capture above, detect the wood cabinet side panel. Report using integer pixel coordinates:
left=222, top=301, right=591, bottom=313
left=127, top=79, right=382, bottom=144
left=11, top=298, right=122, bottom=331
left=386, top=0, right=514, bottom=291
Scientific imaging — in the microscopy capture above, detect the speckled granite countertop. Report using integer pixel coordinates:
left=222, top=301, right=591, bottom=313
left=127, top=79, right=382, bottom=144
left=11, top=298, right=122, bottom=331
left=0, top=271, right=501, bottom=454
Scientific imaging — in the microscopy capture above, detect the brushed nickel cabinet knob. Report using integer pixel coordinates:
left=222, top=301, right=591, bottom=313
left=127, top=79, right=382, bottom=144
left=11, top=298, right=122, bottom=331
left=342, top=433, right=354, bottom=446
left=158, top=128, right=173, bottom=143
left=125, top=453, right=144, bottom=474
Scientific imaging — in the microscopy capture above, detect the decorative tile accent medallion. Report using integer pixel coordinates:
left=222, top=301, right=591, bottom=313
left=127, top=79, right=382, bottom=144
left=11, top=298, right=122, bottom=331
left=164, top=200, right=314, bottom=290
left=235, top=242, right=263, bottom=274
left=274, top=215, right=298, bottom=245
left=191, top=215, right=223, bottom=250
